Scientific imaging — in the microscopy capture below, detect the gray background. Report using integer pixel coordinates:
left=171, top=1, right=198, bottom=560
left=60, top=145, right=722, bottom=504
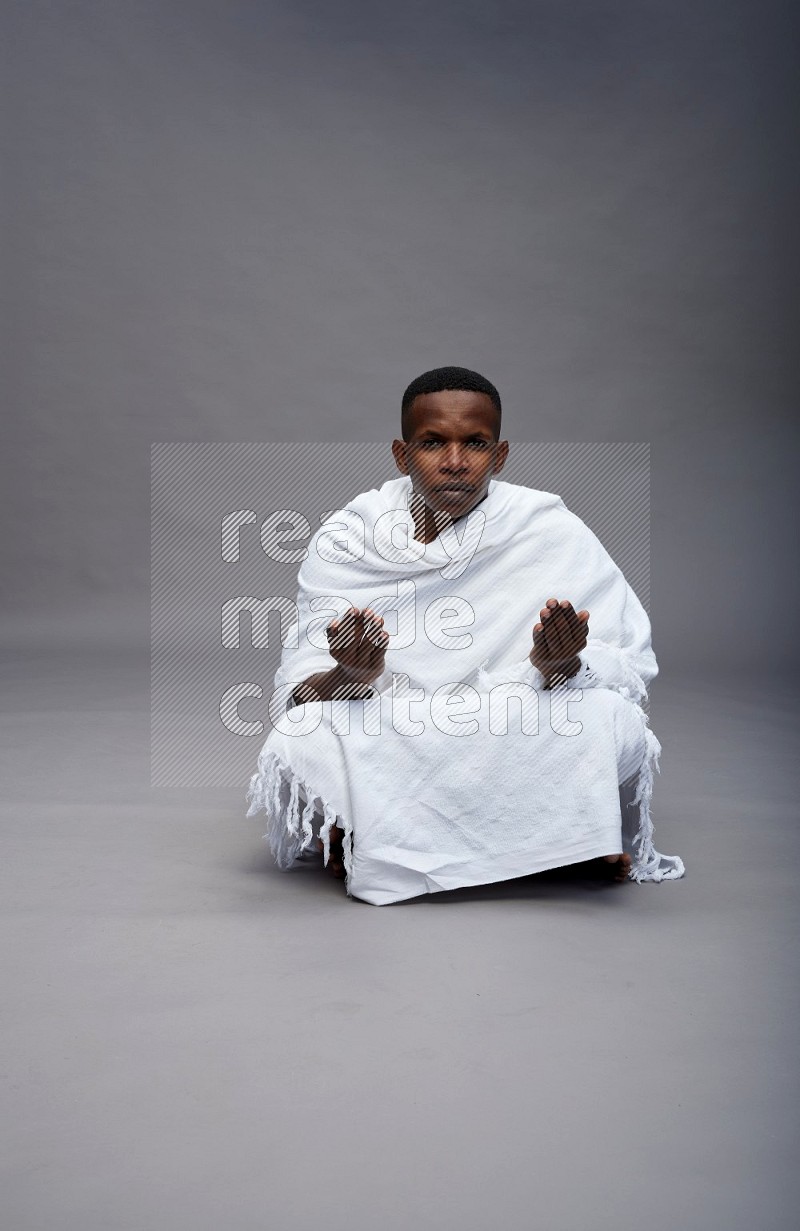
left=2, top=3, right=798, bottom=1229
left=3, top=0, right=798, bottom=668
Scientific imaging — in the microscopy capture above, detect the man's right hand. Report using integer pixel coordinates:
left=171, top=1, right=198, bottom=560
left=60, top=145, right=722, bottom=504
left=326, top=606, right=389, bottom=684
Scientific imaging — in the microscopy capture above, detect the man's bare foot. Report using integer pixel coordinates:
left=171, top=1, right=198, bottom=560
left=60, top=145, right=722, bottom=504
left=598, top=852, right=632, bottom=882
left=317, top=824, right=346, bottom=879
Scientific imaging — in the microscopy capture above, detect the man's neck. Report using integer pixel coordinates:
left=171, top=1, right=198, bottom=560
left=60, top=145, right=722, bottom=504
left=410, top=487, right=490, bottom=544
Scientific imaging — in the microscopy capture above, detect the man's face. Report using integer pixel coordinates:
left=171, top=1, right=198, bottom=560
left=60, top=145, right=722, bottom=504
left=391, top=390, right=509, bottom=519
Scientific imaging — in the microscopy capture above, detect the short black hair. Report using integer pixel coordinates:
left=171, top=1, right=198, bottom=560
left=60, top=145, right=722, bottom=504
left=401, top=366, right=502, bottom=441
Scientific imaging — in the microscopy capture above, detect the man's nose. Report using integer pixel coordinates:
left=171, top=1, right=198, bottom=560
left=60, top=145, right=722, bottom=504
left=440, top=445, right=468, bottom=471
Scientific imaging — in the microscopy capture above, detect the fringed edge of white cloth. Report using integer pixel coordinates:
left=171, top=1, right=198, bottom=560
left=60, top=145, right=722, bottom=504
left=554, top=646, right=685, bottom=883
left=246, top=747, right=355, bottom=894
left=625, top=703, right=685, bottom=883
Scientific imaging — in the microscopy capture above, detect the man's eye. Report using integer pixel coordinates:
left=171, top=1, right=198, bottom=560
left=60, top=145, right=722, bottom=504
left=419, top=440, right=442, bottom=448
left=468, top=439, right=489, bottom=448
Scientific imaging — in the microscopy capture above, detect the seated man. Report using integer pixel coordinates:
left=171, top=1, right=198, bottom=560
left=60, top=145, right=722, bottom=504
left=247, top=366, right=684, bottom=905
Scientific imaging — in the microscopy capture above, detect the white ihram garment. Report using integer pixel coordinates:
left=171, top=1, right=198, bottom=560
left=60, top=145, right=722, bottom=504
left=246, top=475, right=685, bottom=905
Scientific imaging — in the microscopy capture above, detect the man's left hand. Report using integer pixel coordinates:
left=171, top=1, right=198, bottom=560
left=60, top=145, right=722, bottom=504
left=529, top=597, right=589, bottom=685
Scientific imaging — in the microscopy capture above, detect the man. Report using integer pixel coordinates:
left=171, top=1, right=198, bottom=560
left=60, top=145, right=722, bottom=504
left=247, top=367, right=684, bottom=904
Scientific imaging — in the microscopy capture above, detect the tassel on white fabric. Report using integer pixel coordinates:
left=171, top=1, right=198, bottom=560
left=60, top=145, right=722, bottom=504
left=625, top=709, right=685, bottom=883
left=318, top=801, right=337, bottom=868
left=299, top=791, right=317, bottom=852
left=286, top=773, right=301, bottom=839
left=247, top=749, right=355, bottom=894
left=247, top=751, right=303, bottom=872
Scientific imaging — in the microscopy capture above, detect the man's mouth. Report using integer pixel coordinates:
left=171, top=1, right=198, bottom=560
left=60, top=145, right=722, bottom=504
left=435, top=483, right=474, bottom=492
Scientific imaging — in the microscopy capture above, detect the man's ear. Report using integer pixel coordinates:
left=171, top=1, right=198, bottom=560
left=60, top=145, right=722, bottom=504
left=492, top=440, right=510, bottom=474
left=391, top=439, right=409, bottom=475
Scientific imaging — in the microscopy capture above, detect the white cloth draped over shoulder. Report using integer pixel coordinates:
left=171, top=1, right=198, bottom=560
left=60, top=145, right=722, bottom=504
left=246, top=474, right=685, bottom=904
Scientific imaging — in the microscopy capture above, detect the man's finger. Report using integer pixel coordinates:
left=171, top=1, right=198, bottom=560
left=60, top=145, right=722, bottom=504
left=558, top=610, right=579, bottom=657
left=559, top=600, right=581, bottom=638
left=540, top=597, right=558, bottom=632
left=369, top=633, right=389, bottom=665
left=553, top=607, right=575, bottom=656
left=543, top=612, right=565, bottom=659
left=558, top=603, right=586, bottom=654
left=328, top=618, right=348, bottom=648
left=354, top=613, right=385, bottom=661
left=351, top=610, right=367, bottom=643
left=531, top=623, right=548, bottom=653
left=363, top=612, right=385, bottom=647
left=542, top=607, right=562, bottom=654
left=330, top=610, right=357, bottom=650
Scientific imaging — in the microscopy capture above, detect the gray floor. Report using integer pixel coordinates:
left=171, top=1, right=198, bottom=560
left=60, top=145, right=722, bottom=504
left=1, top=648, right=797, bottom=1231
